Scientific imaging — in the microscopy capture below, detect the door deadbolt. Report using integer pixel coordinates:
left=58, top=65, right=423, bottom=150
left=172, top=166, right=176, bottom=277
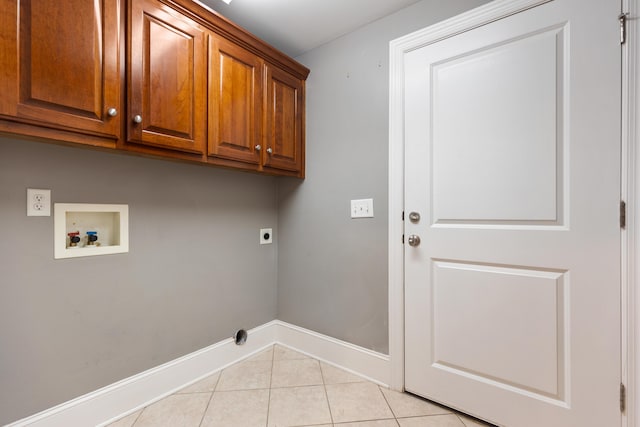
left=409, top=212, right=421, bottom=223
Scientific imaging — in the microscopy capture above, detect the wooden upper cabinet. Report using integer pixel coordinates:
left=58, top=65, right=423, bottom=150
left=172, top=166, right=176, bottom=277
left=128, top=0, right=207, bottom=155
left=0, top=0, right=309, bottom=176
left=0, top=0, right=122, bottom=141
left=263, top=64, right=305, bottom=175
left=208, top=36, right=263, bottom=165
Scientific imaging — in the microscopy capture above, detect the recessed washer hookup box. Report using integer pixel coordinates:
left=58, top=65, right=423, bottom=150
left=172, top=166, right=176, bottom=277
left=54, top=203, right=129, bottom=259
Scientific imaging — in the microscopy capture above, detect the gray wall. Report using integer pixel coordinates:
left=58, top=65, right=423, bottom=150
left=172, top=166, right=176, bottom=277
left=0, top=1, right=493, bottom=422
left=277, top=0, right=490, bottom=354
left=0, top=136, right=278, bottom=424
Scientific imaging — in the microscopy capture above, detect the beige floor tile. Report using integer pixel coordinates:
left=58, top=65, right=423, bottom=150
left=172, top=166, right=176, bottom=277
left=133, top=393, right=211, bottom=427
left=380, top=388, right=451, bottom=418
left=106, top=409, right=142, bottom=427
left=177, top=372, right=220, bottom=394
left=200, top=389, right=269, bottom=427
left=273, top=344, right=310, bottom=360
left=336, top=420, right=399, bottom=426
left=271, top=358, right=323, bottom=387
left=216, top=360, right=272, bottom=391
left=326, top=382, right=394, bottom=423
left=320, top=362, right=366, bottom=384
left=245, top=346, right=274, bottom=362
left=397, top=415, right=466, bottom=427
left=458, top=414, right=494, bottom=427
left=105, top=347, right=497, bottom=427
left=268, top=385, right=332, bottom=426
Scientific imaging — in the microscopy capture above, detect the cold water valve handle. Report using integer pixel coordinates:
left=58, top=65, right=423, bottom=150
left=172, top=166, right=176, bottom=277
left=86, top=231, right=98, bottom=245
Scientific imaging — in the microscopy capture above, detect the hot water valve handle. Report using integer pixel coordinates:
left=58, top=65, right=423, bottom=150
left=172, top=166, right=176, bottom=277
left=68, top=231, right=81, bottom=247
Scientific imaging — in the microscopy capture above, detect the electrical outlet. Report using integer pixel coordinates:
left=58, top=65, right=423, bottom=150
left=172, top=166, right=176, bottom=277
left=260, top=228, right=273, bottom=245
left=27, top=188, right=51, bottom=216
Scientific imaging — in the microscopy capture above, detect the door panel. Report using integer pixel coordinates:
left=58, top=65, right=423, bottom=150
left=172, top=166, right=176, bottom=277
left=404, top=1, right=621, bottom=426
left=128, top=0, right=206, bottom=154
left=2, top=0, right=121, bottom=137
left=431, top=26, right=562, bottom=224
left=208, top=36, right=263, bottom=164
left=432, top=261, right=565, bottom=398
left=263, top=65, right=304, bottom=173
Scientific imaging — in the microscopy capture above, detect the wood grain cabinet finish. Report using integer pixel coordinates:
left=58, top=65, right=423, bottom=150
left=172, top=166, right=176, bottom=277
left=127, top=0, right=207, bottom=155
left=208, top=36, right=263, bottom=165
left=0, top=0, right=309, bottom=176
left=0, top=0, right=122, bottom=146
left=263, top=65, right=305, bottom=174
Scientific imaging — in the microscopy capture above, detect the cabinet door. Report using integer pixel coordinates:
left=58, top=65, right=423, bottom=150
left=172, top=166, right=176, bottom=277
left=128, top=0, right=206, bottom=154
left=208, top=36, right=263, bottom=165
left=0, top=0, right=121, bottom=139
left=263, top=65, right=304, bottom=174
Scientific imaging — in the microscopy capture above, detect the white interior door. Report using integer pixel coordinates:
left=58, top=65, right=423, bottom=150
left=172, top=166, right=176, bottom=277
left=403, top=1, right=622, bottom=426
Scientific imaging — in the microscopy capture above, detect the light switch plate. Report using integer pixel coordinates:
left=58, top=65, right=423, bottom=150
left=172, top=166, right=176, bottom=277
left=351, top=198, right=374, bottom=218
left=27, top=188, right=51, bottom=216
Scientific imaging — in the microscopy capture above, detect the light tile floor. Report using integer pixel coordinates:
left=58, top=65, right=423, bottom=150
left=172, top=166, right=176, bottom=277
left=107, top=345, right=494, bottom=427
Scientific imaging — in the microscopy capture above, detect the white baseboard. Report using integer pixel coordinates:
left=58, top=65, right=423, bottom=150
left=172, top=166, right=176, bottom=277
left=7, top=320, right=391, bottom=427
left=7, top=321, right=278, bottom=427
left=274, top=320, right=391, bottom=386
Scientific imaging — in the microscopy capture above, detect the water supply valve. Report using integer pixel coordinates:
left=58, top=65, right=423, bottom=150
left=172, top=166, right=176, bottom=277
left=86, top=231, right=98, bottom=246
left=68, top=231, right=81, bottom=247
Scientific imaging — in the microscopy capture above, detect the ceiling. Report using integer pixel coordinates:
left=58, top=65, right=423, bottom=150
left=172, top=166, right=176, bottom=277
left=196, top=0, right=422, bottom=57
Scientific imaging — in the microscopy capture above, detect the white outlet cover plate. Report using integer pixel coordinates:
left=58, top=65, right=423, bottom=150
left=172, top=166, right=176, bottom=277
left=27, top=188, right=51, bottom=216
left=260, top=228, right=273, bottom=244
left=351, top=198, right=374, bottom=218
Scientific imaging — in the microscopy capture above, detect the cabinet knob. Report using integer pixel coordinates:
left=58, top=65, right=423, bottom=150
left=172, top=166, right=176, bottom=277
left=133, top=115, right=142, bottom=124
left=255, top=144, right=262, bottom=151
left=266, top=147, right=273, bottom=154
left=107, top=108, right=118, bottom=117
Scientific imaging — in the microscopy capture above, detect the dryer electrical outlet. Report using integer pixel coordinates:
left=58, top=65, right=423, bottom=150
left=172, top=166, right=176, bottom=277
left=260, top=228, right=273, bottom=245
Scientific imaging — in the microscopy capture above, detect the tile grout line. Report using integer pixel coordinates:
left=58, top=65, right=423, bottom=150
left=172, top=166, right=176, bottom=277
left=129, top=407, right=144, bottom=427
left=196, top=392, right=215, bottom=427
left=265, top=344, right=276, bottom=427
left=195, top=372, right=220, bottom=427
left=318, top=360, right=335, bottom=426
left=378, top=384, right=400, bottom=422
left=456, top=413, right=470, bottom=427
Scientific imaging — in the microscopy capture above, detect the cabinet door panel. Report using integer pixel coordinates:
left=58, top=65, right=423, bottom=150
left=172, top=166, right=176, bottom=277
left=264, top=65, right=304, bottom=173
left=128, top=0, right=206, bottom=154
left=208, top=36, right=262, bottom=165
left=0, top=0, right=121, bottom=138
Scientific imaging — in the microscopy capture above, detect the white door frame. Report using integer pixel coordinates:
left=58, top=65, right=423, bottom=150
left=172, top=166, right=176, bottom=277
left=625, top=0, right=640, bottom=426
left=387, top=0, right=640, bottom=425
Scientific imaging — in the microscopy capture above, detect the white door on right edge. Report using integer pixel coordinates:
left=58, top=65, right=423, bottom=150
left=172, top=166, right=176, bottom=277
left=403, top=0, right=622, bottom=426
